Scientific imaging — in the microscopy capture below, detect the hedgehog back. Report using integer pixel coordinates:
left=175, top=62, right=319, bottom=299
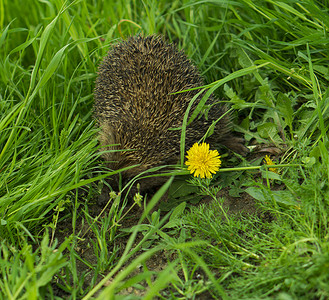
left=94, top=35, right=222, bottom=175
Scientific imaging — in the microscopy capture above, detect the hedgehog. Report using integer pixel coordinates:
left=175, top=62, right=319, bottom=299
left=94, top=35, right=247, bottom=195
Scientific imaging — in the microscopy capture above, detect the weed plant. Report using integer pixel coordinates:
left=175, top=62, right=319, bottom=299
left=0, top=0, right=328, bottom=299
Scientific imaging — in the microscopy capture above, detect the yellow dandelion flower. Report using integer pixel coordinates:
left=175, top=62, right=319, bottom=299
left=185, top=143, right=221, bottom=179
left=264, top=155, right=279, bottom=173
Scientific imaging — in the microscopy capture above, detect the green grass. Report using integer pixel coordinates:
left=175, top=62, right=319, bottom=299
left=1, top=0, right=329, bottom=299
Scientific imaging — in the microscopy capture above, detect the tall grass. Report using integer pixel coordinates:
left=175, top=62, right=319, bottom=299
left=1, top=0, right=98, bottom=239
left=0, top=0, right=328, bottom=298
